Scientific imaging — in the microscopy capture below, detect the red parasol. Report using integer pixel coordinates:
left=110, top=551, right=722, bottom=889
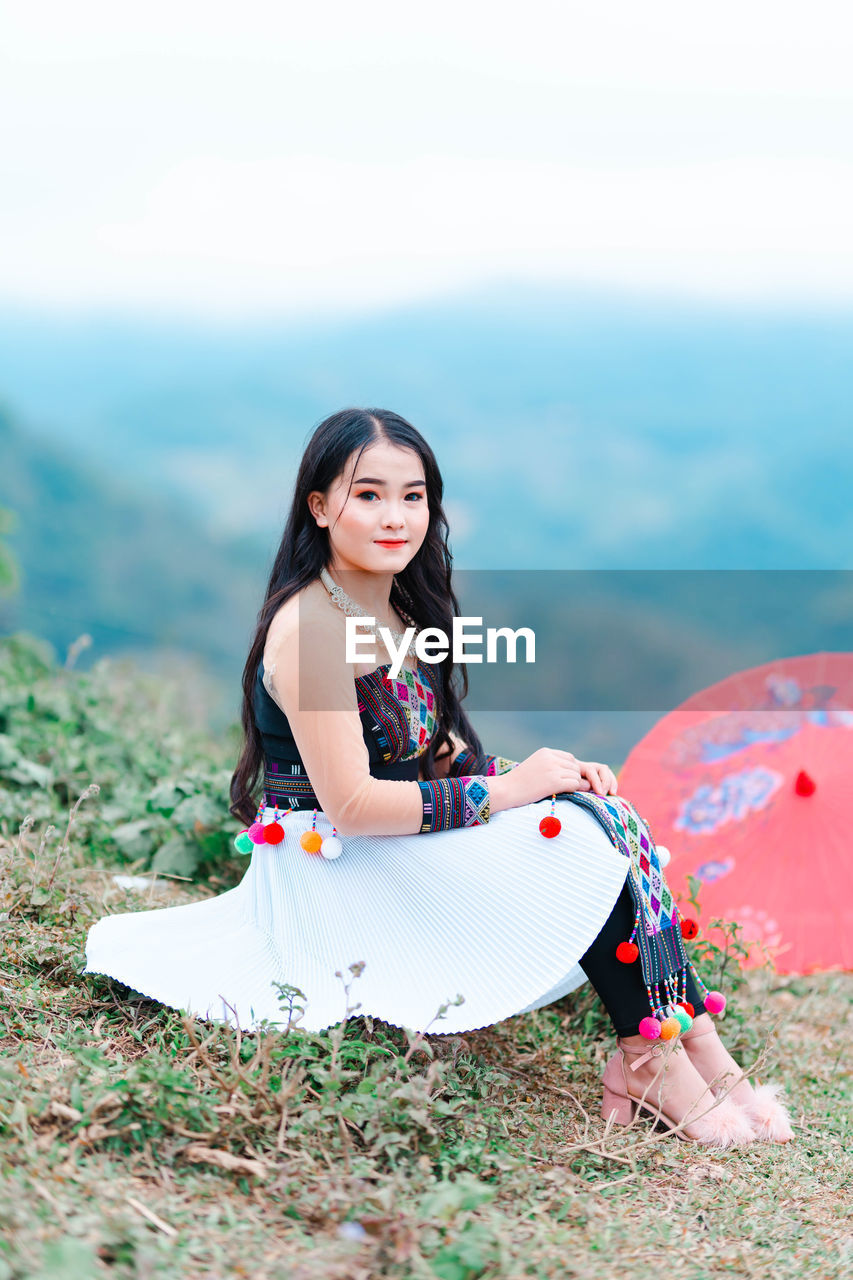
left=617, top=652, right=853, bottom=975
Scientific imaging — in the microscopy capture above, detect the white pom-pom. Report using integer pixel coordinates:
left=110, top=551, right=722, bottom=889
left=656, top=844, right=671, bottom=867
left=320, top=836, right=343, bottom=860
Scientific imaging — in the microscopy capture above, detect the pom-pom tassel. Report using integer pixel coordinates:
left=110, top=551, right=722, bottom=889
left=687, top=961, right=727, bottom=1016
left=672, top=1006, right=693, bottom=1032
left=659, top=1016, right=682, bottom=1040
left=320, top=830, right=343, bottom=859
left=539, top=795, right=561, bottom=838
left=236, top=803, right=294, bottom=853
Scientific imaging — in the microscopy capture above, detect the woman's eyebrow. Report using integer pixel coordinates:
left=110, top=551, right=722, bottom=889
left=353, top=477, right=426, bottom=486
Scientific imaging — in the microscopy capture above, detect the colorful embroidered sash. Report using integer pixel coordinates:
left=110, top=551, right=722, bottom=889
left=561, top=791, right=692, bottom=1021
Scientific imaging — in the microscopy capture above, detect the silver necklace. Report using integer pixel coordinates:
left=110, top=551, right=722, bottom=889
left=320, top=566, right=419, bottom=661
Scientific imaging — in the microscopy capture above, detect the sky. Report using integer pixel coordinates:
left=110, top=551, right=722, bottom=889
left=2, top=2, right=853, bottom=318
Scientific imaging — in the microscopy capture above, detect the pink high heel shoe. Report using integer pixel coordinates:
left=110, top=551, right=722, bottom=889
left=601, top=1038, right=756, bottom=1149
left=681, top=1019, right=795, bottom=1143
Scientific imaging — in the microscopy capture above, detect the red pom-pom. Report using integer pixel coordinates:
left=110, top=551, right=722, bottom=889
left=680, top=917, right=699, bottom=940
left=538, top=815, right=561, bottom=838
left=677, top=1001, right=695, bottom=1018
left=615, top=941, right=639, bottom=963
left=263, top=821, right=284, bottom=844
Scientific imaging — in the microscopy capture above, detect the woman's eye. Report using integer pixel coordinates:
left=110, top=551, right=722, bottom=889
left=356, top=491, right=424, bottom=501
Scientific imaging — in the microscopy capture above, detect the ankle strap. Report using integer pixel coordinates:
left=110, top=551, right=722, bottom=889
left=617, top=1040, right=672, bottom=1071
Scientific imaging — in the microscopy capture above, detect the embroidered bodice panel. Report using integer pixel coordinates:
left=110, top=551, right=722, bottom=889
left=256, top=656, right=438, bottom=768
left=356, top=663, right=438, bottom=762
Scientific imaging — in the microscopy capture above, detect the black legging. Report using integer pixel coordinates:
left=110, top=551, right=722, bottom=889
left=578, top=880, right=707, bottom=1037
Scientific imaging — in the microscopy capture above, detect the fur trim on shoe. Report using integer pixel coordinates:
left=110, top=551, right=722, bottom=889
left=741, top=1081, right=794, bottom=1142
left=688, top=1096, right=757, bottom=1151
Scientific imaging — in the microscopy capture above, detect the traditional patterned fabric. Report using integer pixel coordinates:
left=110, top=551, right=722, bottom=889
left=448, top=749, right=519, bottom=777
left=357, top=662, right=437, bottom=763
left=488, top=756, right=519, bottom=776
left=418, top=776, right=491, bottom=832
left=263, top=760, right=320, bottom=807
left=564, top=790, right=691, bottom=1021
left=383, top=666, right=438, bottom=761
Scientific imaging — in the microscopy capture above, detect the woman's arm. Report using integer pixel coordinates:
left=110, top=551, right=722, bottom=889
left=448, top=748, right=520, bottom=778
left=443, top=740, right=615, bottom=796
left=451, top=745, right=616, bottom=796
left=264, top=617, right=497, bottom=837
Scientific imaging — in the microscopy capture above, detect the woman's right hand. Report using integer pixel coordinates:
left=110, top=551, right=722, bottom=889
left=488, top=748, right=591, bottom=813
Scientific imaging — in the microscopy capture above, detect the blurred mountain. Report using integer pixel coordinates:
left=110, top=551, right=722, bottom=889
left=0, top=284, right=851, bottom=569
left=0, top=404, right=269, bottom=726
left=2, top=284, right=851, bottom=751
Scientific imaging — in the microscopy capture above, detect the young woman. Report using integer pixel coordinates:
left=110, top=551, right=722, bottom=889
left=85, top=408, right=793, bottom=1147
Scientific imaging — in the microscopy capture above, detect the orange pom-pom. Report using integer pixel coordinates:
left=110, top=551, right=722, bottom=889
left=680, top=917, right=699, bottom=940
left=659, top=1017, right=682, bottom=1040
left=615, top=941, right=639, bottom=963
left=539, top=815, right=561, bottom=838
left=300, top=830, right=323, bottom=854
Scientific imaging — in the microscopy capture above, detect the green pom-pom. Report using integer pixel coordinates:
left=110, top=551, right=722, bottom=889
left=672, top=1007, right=693, bottom=1031
left=234, top=830, right=254, bottom=854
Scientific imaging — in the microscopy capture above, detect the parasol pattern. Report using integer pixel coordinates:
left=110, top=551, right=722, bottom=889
left=617, top=652, right=853, bottom=974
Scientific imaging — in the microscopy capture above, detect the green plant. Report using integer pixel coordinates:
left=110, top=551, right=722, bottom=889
left=683, top=871, right=773, bottom=1025
left=0, top=632, right=244, bottom=880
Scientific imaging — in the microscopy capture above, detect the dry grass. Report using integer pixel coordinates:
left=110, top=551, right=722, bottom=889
left=1, top=813, right=850, bottom=1280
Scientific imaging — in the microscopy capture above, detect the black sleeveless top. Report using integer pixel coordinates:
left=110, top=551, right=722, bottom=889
left=253, top=657, right=440, bottom=809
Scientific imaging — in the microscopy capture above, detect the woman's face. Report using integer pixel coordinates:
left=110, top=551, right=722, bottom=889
left=309, top=439, right=430, bottom=576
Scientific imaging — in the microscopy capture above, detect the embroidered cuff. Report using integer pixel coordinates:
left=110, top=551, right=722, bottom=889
left=418, top=776, right=490, bottom=832
left=448, top=749, right=519, bottom=777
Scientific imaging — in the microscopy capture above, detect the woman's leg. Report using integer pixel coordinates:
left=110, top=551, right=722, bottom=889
left=578, top=880, right=707, bottom=1036
left=580, top=880, right=765, bottom=1119
left=679, top=1014, right=759, bottom=1107
left=580, top=881, right=758, bottom=1144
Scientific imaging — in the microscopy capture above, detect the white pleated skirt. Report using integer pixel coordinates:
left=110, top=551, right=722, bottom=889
left=83, top=796, right=629, bottom=1036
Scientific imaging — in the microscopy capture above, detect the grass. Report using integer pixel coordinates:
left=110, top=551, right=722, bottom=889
left=0, top=633, right=851, bottom=1278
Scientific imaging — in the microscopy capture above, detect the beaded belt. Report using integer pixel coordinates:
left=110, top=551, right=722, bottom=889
left=262, top=757, right=420, bottom=812
left=263, top=762, right=321, bottom=811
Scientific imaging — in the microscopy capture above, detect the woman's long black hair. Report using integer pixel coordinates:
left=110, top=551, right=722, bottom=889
left=229, top=407, right=490, bottom=825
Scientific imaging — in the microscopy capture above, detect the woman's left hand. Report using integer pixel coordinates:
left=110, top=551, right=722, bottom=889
left=576, top=761, right=619, bottom=796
